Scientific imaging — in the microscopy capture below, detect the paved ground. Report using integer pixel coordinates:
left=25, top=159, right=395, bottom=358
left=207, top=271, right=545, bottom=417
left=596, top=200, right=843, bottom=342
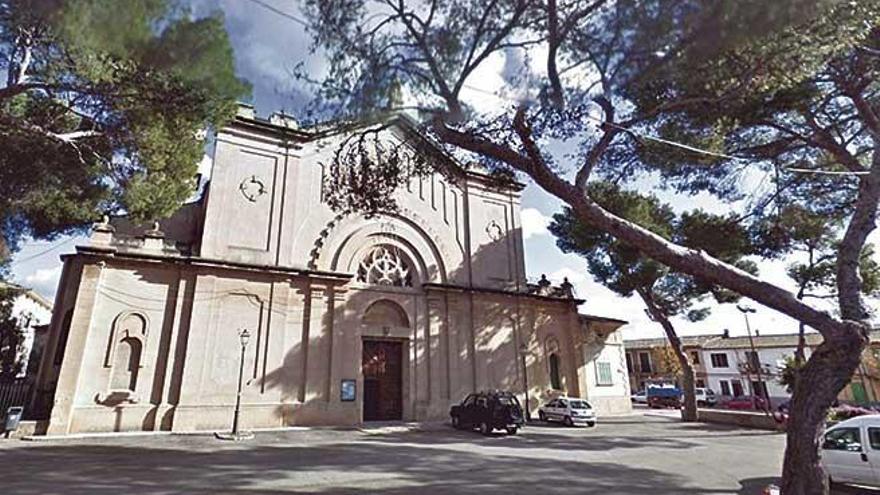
left=0, top=412, right=866, bottom=494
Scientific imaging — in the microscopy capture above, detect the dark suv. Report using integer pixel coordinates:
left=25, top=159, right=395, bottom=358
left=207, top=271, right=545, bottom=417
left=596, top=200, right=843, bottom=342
left=450, top=391, right=525, bottom=435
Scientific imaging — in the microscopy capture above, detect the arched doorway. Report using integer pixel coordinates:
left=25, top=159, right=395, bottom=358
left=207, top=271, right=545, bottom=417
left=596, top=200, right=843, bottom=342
left=361, top=300, right=410, bottom=421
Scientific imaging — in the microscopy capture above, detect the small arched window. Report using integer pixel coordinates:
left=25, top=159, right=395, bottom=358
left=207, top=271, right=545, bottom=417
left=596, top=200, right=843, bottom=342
left=549, top=353, right=562, bottom=390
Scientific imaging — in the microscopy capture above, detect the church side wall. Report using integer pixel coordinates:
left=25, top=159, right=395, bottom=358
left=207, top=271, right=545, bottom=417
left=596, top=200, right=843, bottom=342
left=581, top=326, right=633, bottom=416
left=50, top=260, right=185, bottom=433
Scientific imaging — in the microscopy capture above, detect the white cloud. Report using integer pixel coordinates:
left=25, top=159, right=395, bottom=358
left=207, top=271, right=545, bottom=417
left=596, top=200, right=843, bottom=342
left=547, top=267, right=587, bottom=286
left=23, top=266, right=62, bottom=300
left=520, top=208, right=551, bottom=239
left=197, top=153, right=213, bottom=178
left=459, top=50, right=509, bottom=115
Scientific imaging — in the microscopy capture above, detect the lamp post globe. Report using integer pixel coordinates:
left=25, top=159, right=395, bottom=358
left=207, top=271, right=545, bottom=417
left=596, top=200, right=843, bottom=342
left=736, top=304, right=757, bottom=314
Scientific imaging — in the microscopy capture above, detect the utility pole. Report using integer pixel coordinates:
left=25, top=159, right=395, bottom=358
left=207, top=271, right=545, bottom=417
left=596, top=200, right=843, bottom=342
left=737, top=305, right=767, bottom=412
left=519, top=342, right=530, bottom=421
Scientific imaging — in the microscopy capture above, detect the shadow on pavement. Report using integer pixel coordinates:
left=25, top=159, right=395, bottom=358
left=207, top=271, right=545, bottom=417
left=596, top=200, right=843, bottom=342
left=1, top=436, right=756, bottom=495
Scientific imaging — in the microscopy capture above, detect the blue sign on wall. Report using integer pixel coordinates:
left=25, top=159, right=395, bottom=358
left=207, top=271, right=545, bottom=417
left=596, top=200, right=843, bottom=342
left=341, top=379, right=356, bottom=402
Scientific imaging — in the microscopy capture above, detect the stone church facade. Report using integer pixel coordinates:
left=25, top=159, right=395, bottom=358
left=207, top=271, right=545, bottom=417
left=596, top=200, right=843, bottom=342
left=30, top=105, right=631, bottom=435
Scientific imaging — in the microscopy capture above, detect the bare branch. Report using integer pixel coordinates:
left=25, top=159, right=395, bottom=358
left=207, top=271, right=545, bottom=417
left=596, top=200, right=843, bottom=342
left=512, top=106, right=553, bottom=170
left=433, top=115, right=849, bottom=338
left=452, top=0, right=529, bottom=100
left=575, top=95, right=617, bottom=190
left=546, top=0, right=564, bottom=108
left=847, top=88, right=880, bottom=140
left=390, top=1, right=462, bottom=117
left=804, top=114, right=866, bottom=173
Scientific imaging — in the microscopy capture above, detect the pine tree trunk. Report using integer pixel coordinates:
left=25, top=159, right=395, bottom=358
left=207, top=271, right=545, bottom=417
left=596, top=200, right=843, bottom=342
left=637, top=288, right=698, bottom=422
left=679, top=355, right=698, bottom=422
left=795, top=321, right=806, bottom=365
left=794, top=283, right=807, bottom=365
left=781, top=327, right=866, bottom=494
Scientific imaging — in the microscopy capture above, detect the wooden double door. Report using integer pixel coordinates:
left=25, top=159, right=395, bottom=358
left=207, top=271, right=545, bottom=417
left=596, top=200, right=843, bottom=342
left=362, top=340, right=403, bottom=421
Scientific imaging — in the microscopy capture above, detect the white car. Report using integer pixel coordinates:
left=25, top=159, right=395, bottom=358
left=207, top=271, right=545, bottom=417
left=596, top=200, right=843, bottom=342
left=694, top=388, right=717, bottom=407
left=631, top=390, right=648, bottom=404
left=820, top=414, right=880, bottom=488
left=538, top=397, right=597, bottom=427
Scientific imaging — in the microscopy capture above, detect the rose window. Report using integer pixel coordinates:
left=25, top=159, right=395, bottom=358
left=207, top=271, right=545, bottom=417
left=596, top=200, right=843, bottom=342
left=357, top=246, right=413, bottom=287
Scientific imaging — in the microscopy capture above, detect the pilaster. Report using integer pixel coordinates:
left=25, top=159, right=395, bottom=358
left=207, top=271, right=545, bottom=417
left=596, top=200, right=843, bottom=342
left=46, top=261, right=105, bottom=435
left=427, top=296, right=446, bottom=402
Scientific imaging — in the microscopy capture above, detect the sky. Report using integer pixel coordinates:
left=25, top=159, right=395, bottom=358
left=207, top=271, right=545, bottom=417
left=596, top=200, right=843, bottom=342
left=7, top=0, right=878, bottom=341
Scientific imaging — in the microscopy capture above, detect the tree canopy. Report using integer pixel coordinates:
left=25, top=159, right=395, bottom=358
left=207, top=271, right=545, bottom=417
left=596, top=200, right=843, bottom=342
left=549, top=182, right=754, bottom=321
left=0, top=285, right=24, bottom=380
left=0, top=0, right=250, bottom=262
left=549, top=181, right=756, bottom=420
left=300, top=1, right=880, bottom=490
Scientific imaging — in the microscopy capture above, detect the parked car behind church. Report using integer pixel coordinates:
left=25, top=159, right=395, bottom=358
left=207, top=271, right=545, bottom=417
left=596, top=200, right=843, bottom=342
left=538, top=397, right=597, bottom=427
left=647, top=387, right=682, bottom=408
left=450, top=391, right=525, bottom=435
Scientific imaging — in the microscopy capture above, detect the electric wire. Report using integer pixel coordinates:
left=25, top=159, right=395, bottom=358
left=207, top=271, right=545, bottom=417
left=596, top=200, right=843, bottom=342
left=8, top=237, right=77, bottom=267
left=242, top=0, right=309, bottom=26
left=231, top=0, right=871, bottom=178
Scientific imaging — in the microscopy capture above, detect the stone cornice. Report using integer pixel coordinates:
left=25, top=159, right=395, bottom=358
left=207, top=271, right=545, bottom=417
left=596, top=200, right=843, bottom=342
left=422, top=282, right=584, bottom=305
left=66, top=247, right=353, bottom=283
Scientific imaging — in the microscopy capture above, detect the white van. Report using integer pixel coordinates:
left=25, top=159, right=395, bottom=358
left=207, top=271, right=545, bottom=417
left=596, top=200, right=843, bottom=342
left=821, top=414, right=880, bottom=488
left=694, top=388, right=717, bottom=407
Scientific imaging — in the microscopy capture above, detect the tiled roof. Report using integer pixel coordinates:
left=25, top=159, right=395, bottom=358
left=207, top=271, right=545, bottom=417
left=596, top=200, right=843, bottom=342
left=625, top=329, right=880, bottom=351
left=579, top=314, right=628, bottom=326
left=624, top=334, right=720, bottom=349
left=701, top=333, right=824, bottom=349
left=0, top=281, right=53, bottom=311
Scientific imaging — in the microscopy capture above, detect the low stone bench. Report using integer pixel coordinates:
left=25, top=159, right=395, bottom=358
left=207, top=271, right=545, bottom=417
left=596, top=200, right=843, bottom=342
left=698, top=409, right=785, bottom=431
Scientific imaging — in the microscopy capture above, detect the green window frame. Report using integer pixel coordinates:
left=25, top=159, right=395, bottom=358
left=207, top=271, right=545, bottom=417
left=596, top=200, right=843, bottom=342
left=597, top=362, right=613, bottom=386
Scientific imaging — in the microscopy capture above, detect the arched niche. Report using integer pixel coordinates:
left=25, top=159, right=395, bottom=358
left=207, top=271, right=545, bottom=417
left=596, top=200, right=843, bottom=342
left=548, top=353, right=562, bottom=391
left=362, top=299, right=411, bottom=328
left=545, top=335, right=563, bottom=391
left=110, top=336, right=143, bottom=391
left=104, top=312, right=149, bottom=393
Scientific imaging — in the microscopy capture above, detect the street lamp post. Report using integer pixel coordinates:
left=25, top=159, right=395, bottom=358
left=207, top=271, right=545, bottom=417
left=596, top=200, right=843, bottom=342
left=216, top=328, right=253, bottom=441
left=519, top=342, right=530, bottom=422
left=736, top=305, right=767, bottom=412
left=232, top=328, right=250, bottom=436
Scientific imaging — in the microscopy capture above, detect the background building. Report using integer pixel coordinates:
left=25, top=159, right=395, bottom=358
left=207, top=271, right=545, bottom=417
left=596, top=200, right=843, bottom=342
left=0, top=282, right=53, bottom=379
left=624, top=335, right=717, bottom=392
left=625, top=330, right=880, bottom=407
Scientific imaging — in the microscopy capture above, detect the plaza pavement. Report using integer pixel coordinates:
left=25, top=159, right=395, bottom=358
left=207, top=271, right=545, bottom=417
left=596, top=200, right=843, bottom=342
left=0, top=412, right=856, bottom=494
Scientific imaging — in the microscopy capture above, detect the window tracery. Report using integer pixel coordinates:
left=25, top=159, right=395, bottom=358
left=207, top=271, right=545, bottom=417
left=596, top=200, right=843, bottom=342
left=357, top=246, right=413, bottom=287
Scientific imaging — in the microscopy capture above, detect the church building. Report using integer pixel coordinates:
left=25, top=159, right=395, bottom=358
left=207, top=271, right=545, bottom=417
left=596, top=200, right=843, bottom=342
left=29, top=105, right=631, bottom=434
